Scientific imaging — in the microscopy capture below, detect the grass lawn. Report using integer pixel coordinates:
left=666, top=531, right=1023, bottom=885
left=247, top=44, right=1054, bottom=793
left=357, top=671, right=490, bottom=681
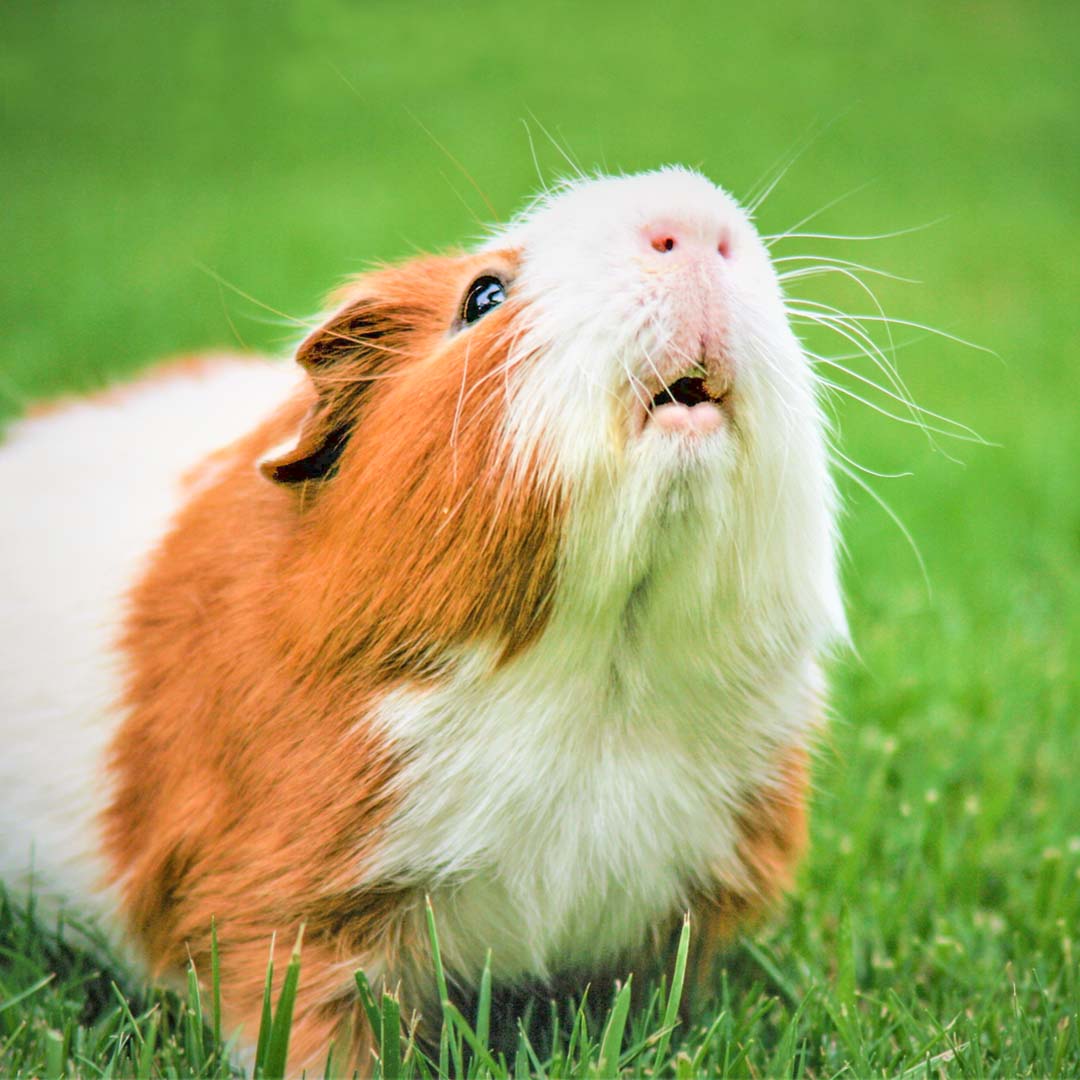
left=2, top=1, right=1078, bottom=1075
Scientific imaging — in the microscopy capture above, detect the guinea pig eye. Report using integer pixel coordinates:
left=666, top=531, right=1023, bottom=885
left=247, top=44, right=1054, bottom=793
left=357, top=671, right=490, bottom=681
left=461, top=275, right=506, bottom=326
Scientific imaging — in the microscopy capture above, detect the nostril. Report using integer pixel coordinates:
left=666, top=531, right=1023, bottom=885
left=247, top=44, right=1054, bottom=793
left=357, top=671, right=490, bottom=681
left=717, top=235, right=731, bottom=258
left=651, top=235, right=677, bottom=253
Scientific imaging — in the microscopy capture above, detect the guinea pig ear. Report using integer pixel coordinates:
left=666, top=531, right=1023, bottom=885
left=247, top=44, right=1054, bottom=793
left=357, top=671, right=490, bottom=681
left=258, top=298, right=403, bottom=487
left=257, top=410, right=352, bottom=486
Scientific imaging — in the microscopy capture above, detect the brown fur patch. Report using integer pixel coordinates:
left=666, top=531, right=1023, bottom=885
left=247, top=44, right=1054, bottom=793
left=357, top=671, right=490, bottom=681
left=103, top=250, right=564, bottom=1071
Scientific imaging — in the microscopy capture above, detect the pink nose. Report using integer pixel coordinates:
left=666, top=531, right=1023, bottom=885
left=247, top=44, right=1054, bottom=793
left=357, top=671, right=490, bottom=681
left=646, top=224, right=731, bottom=259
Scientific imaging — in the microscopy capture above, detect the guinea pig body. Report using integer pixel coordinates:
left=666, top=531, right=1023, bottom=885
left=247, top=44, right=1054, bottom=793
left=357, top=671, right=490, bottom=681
left=0, top=168, right=846, bottom=1070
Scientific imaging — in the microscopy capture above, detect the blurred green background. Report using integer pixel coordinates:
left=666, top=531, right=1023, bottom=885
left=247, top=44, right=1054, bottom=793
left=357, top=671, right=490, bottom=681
left=2, top=0, right=1078, bottom=1069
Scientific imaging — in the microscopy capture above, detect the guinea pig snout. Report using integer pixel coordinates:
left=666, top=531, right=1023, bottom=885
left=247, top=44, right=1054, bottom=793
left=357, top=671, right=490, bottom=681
left=626, top=216, right=738, bottom=436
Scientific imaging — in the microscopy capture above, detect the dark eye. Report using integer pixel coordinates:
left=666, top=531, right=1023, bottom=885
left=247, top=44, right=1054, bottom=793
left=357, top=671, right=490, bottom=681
left=461, top=276, right=506, bottom=325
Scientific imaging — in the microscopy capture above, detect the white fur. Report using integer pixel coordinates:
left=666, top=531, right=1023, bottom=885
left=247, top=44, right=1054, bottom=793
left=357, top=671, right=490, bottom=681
left=370, top=170, right=846, bottom=983
left=0, top=358, right=300, bottom=932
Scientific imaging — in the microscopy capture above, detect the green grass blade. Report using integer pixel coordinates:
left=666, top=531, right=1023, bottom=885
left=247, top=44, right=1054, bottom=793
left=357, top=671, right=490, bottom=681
left=652, top=914, right=690, bottom=1067
left=43, top=1027, right=65, bottom=1079
left=262, top=926, right=303, bottom=1080
left=401, top=1013, right=424, bottom=1080
left=185, top=958, right=205, bottom=1069
left=0, top=972, right=55, bottom=1014
left=412, top=1040, right=435, bottom=1080
left=565, top=986, right=589, bottom=1066
left=380, top=992, right=402, bottom=1079
left=354, top=969, right=383, bottom=1054
left=442, top=1000, right=501, bottom=1074
left=109, top=982, right=146, bottom=1050
left=475, top=948, right=493, bottom=1052
left=515, top=1018, right=547, bottom=1079
left=742, top=937, right=804, bottom=1008
left=1050, top=1015, right=1073, bottom=1079
left=771, top=993, right=812, bottom=1078
left=514, top=1027, right=530, bottom=1080
left=595, top=977, right=632, bottom=1078
left=424, top=895, right=463, bottom=1079
left=136, top=1012, right=160, bottom=1080
left=817, top=904, right=869, bottom=1076
left=210, top=917, right=222, bottom=1051
left=688, top=1008, right=727, bottom=1075
left=253, top=934, right=276, bottom=1076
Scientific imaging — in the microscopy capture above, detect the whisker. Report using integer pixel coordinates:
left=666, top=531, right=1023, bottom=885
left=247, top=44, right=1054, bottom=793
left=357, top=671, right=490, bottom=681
left=457, top=324, right=534, bottom=411
left=216, top=282, right=249, bottom=352
left=323, top=58, right=364, bottom=102
left=793, top=305, right=994, bottom=447
left=402, top=105, right=499, bottom=220
left=742, top=109, right=851, bottom=214
left=449, top=337, right=473, bottom=482
left=765, top=180, right=876, bottom=243
left=803, top=262, right=903, bottom=360
left=833, top=457, right=930, bottom=597
left=437, top=168, right=488, bottom=229
left=765, top=219, right=948, bottom=247
left=812, top=334, right=930, bottom=363
left=304, top=368, right=417, bottom=387
left=830, top=445, right=914, bottom=480
left=192, top=261, right=318, bottom=332
left=799, top=309, right=997, bottom=358
left=625, top=358, right=653, bottom=414
left=746, top=155, right=798, bottom=217
left=520, top=118, right=548, bottom=193
left=810, top=355, right=984, bottom=442
left=798, top=314, right=955, bottom=454
left=786, top=270, right=912, bottom=415
left=527, top=109, right=587, bottom=182
left=815, top=375, right=984, bottom=446
left=788, top=303, right=939, bottom=437
left=192, top=262, right=428, bottom=366
left=777, top=257, right=921, bottom=285
left=554, top=123, right=588, bottom=178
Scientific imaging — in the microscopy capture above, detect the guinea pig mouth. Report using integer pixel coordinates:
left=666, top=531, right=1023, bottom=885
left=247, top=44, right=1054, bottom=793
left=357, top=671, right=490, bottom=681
left=649, top=376, right=716, bottom=410
left=641, top=374, right=730, bottom=436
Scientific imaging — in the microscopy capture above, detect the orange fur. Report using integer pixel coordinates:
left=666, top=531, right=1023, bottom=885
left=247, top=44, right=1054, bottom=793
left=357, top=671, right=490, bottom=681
left=683, top=747, right=810, bottom=993
left=103, top=250, right=564, bottom=1070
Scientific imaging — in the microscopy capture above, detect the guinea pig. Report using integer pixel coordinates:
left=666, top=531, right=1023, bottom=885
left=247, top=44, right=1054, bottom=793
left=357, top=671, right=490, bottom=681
left=0, top=166, right=846, bottom=1071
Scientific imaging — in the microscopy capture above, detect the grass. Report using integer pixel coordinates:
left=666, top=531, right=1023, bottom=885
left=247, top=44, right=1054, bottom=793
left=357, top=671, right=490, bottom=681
left=2, top=0, right=1079, bottom=1076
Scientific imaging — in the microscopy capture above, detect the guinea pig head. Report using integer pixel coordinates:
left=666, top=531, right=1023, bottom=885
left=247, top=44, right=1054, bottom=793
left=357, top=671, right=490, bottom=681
left=261, top=168, right=844, bottom=678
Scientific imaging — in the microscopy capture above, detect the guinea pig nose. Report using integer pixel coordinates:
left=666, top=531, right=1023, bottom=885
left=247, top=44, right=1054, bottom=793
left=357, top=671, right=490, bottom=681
left=645, top=223, right=732, bottom=259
